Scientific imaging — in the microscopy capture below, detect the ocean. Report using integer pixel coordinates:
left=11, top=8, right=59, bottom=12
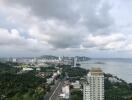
left=80, top=58, right=132, bottom=83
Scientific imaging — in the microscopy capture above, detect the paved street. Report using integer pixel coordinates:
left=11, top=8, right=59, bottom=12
left=49, top=80, right=64, bottom=100
left=43, top=80, right=64, bottom=100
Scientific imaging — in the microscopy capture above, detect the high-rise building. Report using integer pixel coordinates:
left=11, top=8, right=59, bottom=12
left=73, top=57, right=77, bottom=67
left=83, top=68, right=104, bottom=100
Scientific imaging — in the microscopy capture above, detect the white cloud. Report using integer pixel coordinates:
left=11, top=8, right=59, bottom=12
left=0, top=28, right=24, bottom=45
left=125, top=43, right=132, bottom=51
left=82, top=33, right=127, bottom=50
left=0, top=28, right=48, bottom=52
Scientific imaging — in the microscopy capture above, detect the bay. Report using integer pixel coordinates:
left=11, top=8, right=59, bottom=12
left=80, top=58, right=132, bottom=83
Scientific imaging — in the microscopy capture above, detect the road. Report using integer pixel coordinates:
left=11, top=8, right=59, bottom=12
left=49, top=80, right=64, bottom=100
left=43, top=80, right=64, bottom=100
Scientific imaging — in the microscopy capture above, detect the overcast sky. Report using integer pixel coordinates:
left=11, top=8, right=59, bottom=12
left=0, top=0, right=132, bottom=58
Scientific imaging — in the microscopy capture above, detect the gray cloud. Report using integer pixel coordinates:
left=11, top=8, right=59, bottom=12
left=47, top=31, right=83, bottom=48
left=78, top=1, right=114, bottom=33
left=2, top=0, right=131, bottom=55
left=28, top=23, right=86, bottom=49
left=5, top=0, right=114, bottom=33
left=4, top=0, right=115, bottom=49
left=5, top=0, right=79, bottom=24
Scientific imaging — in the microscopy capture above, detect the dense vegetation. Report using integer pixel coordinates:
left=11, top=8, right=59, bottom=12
left=60, top=65, right=88, bottom=78
left=70, top=89, right=83, bottom=100
left=40, top=66, right=56, bottom=72
left=0, top=62, right=19, bottom=73
left=0, top=62, right=46, bottom=100
left=105, top=74, right=132, bottom=100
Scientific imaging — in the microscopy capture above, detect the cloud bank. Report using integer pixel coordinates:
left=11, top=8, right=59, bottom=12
left=0, top=0, right=132, bottom=57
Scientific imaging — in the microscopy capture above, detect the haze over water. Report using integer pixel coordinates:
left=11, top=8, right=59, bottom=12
left=80, top=58, right=132, bottom=83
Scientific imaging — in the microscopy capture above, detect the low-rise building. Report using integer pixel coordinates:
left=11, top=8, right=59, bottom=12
left=36, top=68, right=41, bottom=71
left=47, top=78, right=54, bottom=84
left=71, top=81, right=80, bottom=89
left=60, top=85, right=70, bottom=99
left=22, top=67, right=33, bottom=71
left=108, top=77, right=121, bottom=83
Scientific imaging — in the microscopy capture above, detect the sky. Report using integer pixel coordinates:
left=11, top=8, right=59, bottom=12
left=0, top=0, right=132, bottom=58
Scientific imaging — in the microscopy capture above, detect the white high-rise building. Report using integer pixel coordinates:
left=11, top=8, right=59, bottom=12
left=83, top=68, right=104, bottom=100
left=73, top=57, right=77, bottom=67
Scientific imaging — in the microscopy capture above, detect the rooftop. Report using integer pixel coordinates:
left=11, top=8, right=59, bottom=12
left=89, top=68, right=104, bottom=76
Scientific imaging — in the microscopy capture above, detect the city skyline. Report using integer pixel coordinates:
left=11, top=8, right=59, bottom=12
left=0, top=0, right=132, bottom=58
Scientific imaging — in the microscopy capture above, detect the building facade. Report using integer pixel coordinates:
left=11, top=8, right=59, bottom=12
left=73, top=57, right=77, bottom=67
left=83, top=68, right=104, bottom=100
